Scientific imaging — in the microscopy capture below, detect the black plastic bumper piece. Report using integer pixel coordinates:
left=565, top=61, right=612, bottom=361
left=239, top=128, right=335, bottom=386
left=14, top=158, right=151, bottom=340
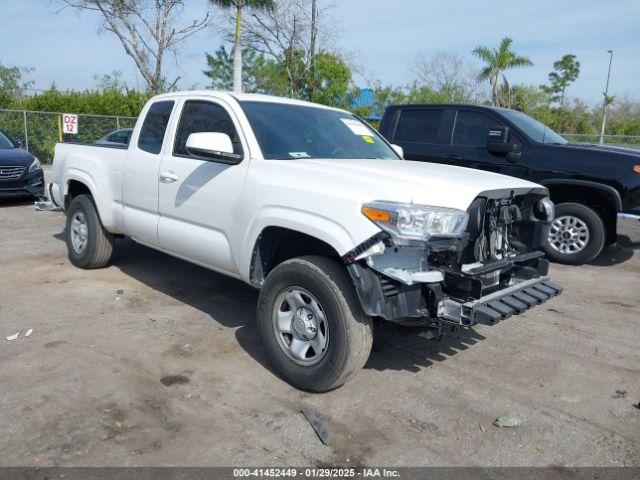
left=438, top=277, right=563, bottom=326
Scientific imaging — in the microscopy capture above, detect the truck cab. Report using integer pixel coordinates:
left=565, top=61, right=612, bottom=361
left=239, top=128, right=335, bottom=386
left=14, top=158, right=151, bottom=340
left=379, top=104, right=640, bottom=264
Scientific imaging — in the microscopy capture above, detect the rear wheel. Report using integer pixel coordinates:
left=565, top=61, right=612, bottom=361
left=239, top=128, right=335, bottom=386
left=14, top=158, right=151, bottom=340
left=65, top=194, right=114, bottom=269
left=257, top=255, right=373, bottom=392
left=544, top=202, right=605, bottom=265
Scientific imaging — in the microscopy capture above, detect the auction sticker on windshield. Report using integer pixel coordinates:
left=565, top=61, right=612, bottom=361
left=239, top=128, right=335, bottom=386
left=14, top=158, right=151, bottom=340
left=340, top=118, right=372, bottom=136
left=289, top=152, right=311, bottom=158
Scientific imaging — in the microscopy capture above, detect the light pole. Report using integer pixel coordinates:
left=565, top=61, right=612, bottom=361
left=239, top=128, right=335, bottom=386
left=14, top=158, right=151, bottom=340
left=599, top=50, right=614, bottom=145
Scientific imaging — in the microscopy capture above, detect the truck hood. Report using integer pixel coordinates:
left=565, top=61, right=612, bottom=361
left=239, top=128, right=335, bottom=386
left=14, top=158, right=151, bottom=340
left=276, top=158, right=543, bottom=211
left=564, top=142, right=640, bottom=159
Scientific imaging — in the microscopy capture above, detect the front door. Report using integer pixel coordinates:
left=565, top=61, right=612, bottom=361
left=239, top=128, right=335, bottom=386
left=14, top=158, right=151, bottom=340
left=444, top=109, right=528, bottom=178
left=157, top=97, right=248, bottom=276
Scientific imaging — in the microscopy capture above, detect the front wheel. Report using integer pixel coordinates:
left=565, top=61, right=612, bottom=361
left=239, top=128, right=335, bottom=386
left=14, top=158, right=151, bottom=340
left=257, top=256, right=373, bottom=392
left=544, top=202, right=605, bottom=265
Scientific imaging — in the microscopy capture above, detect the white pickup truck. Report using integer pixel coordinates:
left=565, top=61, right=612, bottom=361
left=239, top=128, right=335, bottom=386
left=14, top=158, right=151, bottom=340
left=44, top=91, right=562, bottom=391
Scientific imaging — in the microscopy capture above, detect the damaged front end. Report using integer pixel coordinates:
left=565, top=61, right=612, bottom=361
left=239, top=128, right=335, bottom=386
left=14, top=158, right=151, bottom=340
left=345, top=188, right=563, bottom=328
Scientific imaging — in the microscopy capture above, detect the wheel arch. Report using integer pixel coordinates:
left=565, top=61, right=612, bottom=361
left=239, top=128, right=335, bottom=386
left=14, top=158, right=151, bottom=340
left=248, top=226, right=345, bottom=288
left=65, top=179, right=94, bottom=207
left=541, top=179, right=620, bottom=244
left=63, top=170, right=116, bottom=231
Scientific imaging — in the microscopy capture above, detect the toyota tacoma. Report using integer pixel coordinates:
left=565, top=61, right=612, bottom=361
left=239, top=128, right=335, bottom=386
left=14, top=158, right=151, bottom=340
left=41, top=92, right=562, bottom=391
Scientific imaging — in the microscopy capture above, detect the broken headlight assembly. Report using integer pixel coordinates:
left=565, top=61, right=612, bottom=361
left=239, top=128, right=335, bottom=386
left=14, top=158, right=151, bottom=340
left=362, top=201, right=469, bottom=244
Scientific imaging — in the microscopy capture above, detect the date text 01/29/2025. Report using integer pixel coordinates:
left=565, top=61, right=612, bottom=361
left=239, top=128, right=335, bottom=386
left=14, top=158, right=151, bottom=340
left=232, top=468, right=400, bottom=477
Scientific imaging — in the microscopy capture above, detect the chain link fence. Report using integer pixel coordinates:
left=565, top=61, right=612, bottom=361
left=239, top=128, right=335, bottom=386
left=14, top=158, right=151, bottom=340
left=2, top=108, right=639, bottom=163
left=561, top=133, right=640, bottom=150
left=0, top=109, right=137, bottom=163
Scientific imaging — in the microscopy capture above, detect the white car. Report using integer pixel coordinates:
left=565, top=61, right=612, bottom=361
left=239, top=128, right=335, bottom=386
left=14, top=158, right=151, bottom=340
left=44, top=91, right=562, bottom=391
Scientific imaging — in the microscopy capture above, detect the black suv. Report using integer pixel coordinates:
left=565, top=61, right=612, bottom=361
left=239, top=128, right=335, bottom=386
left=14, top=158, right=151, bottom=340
left=379, top=105, right=640, bottom=264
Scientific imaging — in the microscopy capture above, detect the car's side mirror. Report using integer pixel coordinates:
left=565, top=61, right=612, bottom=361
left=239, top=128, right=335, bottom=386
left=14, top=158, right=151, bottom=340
left=185, top=132, right=242, bottom=164
left=391, top=144, right=404, bottom=159
left=14, top=139, right=23, bottom=148
left=487, top=126, right=521, bottom=162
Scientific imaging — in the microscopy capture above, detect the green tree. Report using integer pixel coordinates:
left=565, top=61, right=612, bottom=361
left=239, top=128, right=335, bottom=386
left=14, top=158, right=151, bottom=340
left=472, top=37, right=533, bottom=107
left=203, top=45, right=267, bottom=92
left=544, top=54, right=580, bottom=108
left=0, top=63, right=33, bottom=108
left=350, top=81, right=444, bottom=124
left=203, top=45, right=354, bottom=107
left=209, top=0, right=275, bottom=92
left=508, top=84, right=552, bottom=115
left=308, top=53, right=352, bottom=107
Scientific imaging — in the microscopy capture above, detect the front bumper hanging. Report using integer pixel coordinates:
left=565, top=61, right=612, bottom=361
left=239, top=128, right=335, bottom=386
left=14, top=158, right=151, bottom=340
left=437, top=276, right=563, bottom=326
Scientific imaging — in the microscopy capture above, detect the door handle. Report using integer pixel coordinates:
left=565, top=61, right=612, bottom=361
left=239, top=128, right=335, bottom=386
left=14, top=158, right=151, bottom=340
left=159, top=171, right=179, bottom=183
left=444, top=154, right=462, bottom=161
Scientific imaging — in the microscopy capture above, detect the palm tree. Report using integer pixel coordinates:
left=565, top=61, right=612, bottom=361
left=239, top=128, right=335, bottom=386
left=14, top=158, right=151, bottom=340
left=472, top=37, right=533, bottom=107
left=210, top=0, right=274, bottom=92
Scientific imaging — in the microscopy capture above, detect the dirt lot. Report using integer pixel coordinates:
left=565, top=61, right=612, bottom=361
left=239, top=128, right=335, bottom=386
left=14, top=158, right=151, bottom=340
left=1, top=180, right=639, bottom=467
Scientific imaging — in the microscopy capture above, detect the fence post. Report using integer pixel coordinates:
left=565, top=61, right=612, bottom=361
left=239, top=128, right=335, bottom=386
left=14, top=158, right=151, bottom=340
left=23, top=110, right=29, bottom=152
left=116, top=116, right=120, bottom=130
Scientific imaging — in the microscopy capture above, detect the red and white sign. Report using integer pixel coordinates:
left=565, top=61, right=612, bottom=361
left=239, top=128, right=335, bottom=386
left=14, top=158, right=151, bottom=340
left=63, top=114, right=78, bottom=134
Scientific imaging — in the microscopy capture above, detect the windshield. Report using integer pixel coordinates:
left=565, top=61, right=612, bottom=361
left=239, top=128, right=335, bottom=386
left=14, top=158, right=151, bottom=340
left=240, top=101, right=400, bottom=160
left=0, top=131, right=15, bottom=149
left=500, top=109, right=568, bottom=145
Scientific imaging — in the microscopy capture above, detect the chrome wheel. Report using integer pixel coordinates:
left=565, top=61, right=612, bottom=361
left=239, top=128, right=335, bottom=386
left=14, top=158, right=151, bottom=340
left=70, top=211, right=89, bottom=254
left=548, top=215, right=590, bottom=254
left=272, top=287, right=329, bottom=366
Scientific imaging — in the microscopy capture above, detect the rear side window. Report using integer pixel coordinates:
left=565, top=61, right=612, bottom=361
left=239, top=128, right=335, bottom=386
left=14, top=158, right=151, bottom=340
left=173, top=101, right=243, bottom=157
left=394, top=109, right=443, bottom=143
left=137, top=101, right=174, bottom=154
left=452, top=110, right=502, bottom=147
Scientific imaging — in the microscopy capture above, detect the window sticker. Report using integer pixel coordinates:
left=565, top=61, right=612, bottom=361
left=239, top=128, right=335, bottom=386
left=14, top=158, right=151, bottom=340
left=340, top=118, right=372, bottom=136
left=362, top=135, right=375, bottom=143
left=289, top=152, right=311, bottom=158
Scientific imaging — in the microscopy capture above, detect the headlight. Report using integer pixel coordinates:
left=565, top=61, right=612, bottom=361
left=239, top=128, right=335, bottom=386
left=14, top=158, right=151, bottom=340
left=28, top=157, right=42, bottom=173
left=362, top=201, right=468, bottom=243
left=536, top=197, right=555, bottom=222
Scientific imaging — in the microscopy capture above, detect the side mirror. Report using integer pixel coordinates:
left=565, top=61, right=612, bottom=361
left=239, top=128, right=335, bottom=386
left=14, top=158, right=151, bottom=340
left=487, top=126, right=521, bottom=162
left=185, top=132, right=241, bottom=163
left=14, top=139, right=23, bottom=148
left=391, top=144, right=404, bottom=159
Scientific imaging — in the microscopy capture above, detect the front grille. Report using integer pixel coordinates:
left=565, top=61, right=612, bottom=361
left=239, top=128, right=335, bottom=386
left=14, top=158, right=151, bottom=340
left=0, top=166, right=25, bottom=180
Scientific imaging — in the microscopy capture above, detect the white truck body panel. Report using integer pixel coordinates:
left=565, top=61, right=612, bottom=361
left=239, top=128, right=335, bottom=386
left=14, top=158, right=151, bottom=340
left=50, top=91, right=544, bottom=285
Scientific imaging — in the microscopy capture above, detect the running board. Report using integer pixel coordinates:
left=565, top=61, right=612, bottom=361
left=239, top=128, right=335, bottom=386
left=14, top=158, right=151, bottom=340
left=437, top=276, right=563, bottom=326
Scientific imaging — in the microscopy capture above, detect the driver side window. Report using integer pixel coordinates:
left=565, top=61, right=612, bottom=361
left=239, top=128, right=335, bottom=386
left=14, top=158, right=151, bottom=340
left=173, top=100, right=243, bottom=157
left=452, top=111, right=502, bottom=147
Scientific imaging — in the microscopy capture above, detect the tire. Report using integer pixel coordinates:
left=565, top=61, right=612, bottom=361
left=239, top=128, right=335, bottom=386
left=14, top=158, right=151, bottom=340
left=65, top=194, right=114, bottom=269
left=544, top=202, right=605, bottom=265
left=257, top=255, right=373, bottom=392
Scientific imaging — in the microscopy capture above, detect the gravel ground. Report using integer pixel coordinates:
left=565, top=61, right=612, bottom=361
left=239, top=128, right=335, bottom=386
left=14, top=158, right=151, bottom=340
left=0, top=176, right=639, bottom=467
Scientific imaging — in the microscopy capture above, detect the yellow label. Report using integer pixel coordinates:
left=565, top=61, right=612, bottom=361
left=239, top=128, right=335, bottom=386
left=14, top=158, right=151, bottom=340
left=362, top=135, right=375, bottom=143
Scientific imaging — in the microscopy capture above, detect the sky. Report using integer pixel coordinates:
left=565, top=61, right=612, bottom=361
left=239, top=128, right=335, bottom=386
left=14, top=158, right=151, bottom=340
left=2, top=0, right=638, bottom=106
